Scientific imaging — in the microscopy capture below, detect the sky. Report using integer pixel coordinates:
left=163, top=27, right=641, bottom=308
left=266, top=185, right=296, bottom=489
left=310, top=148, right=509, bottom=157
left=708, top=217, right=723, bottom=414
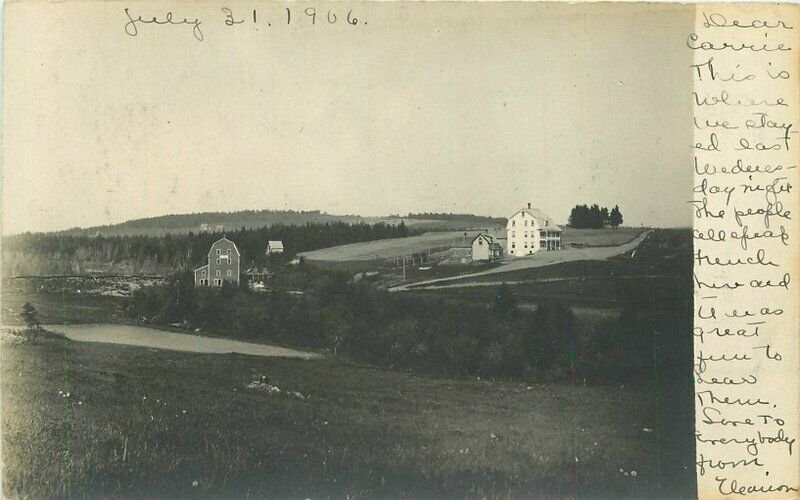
left=2, top=2, right=694, bottom=234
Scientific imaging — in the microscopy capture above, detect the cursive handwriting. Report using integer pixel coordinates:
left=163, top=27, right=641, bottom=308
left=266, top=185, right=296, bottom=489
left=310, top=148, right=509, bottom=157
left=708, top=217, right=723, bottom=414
left=124, top=8, right=204, bottom=41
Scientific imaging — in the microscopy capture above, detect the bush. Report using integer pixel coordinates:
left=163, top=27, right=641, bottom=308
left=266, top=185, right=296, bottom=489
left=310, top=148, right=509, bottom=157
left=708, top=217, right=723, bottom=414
left=21, top=302, right=40, bottom=331
left=125, top=264, right=686, bottom=386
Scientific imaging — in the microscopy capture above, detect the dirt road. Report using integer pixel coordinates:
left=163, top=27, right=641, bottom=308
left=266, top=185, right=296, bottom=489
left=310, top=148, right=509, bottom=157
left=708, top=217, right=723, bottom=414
left=42, top=324, right=320, bottom=359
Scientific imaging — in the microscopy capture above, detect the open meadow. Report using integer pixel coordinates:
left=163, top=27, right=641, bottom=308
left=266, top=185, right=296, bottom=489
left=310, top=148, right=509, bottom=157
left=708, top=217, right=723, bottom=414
left=559, top=228, right=643, bottom=248
left=299, top=231, right=484, bottom=262
left=2, top=332, right=693, bottom=499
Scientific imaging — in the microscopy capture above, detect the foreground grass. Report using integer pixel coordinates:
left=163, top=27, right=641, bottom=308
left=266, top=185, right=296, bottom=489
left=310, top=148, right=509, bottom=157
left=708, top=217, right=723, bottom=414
left=2, top=334, right=693, bottom=499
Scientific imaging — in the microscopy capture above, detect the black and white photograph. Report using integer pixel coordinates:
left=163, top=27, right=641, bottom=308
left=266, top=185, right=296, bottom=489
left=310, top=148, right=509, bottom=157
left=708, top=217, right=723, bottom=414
left=6, top=1, right=785, bottom=497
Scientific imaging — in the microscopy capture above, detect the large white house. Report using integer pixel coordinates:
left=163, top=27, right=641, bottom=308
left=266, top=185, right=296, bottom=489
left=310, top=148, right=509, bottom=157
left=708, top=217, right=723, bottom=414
left=506, top=203, right=562, bottom=256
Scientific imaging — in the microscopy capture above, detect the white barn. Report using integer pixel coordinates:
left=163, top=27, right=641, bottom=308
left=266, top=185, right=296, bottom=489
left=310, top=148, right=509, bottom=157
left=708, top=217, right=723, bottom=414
left=506, top=203, right=562, bottom=256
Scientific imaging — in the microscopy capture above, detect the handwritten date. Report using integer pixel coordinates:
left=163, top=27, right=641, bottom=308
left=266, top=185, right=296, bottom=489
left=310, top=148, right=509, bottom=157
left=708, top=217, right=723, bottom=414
left=123, top=7, right=366, bottom=42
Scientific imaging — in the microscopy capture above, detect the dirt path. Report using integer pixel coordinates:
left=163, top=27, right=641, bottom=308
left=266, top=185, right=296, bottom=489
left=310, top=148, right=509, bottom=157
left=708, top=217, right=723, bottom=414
left=390, top=230, right=651, bottom=292
left=409, top=273, right=671, bottom=291
left=42, top=324, right=320, bottom=359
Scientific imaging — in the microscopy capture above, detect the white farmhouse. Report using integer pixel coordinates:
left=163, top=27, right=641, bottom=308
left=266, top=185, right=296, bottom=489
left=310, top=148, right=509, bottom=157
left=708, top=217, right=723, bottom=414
left=506, top=203, right=562, bottom=256
left=471, top=233, right=503, bottom=261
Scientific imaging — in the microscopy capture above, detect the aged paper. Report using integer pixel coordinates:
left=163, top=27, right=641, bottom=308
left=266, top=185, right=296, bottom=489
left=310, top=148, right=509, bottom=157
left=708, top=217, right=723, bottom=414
left=691, top=3, right=800, bottom=498
left=0, top=1, right=797, bottom=498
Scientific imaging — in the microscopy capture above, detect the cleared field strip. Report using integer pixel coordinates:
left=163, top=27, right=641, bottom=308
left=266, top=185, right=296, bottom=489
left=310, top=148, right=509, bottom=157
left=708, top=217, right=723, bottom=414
left=299, top=231, right=482, bottom=261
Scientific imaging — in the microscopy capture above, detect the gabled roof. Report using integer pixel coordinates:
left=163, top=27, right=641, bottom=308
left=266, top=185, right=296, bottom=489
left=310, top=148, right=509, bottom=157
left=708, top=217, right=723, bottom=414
left=507, top=208, right=562, bottom=231
left=471, top=233, right=493, bottom=244
left=207, top=237, right=241, bottom=257
left=267, top=240, right=284, bottom=249
left=194, top=264, right=209, bottom=272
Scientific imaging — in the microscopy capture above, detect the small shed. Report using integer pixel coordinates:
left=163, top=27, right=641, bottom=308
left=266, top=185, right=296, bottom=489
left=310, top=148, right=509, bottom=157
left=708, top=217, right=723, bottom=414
left=266, top=241, right=285, bottom=255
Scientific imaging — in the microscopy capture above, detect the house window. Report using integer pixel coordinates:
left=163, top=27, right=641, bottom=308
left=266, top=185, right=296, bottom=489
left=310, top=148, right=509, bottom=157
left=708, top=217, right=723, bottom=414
left=201, top=270, right=206, bottom=276
left=541, top=241, right=547, bottom=248
left=545, top=220, right=549, bottom=227
left=511, top=243, right=515, bottom=248
left=524, top=232, right=528, bottom=238
left=216, top=270, right=221, bottom=276
left=540, top=231, right=546, bottom=237
left=524, top=243, right=528, bottom=248
left=525, top=220, right=528, bottom=227
left=227, top=270, right=232, bottom=277
left=216, top=259, right=220, bottom=264
left=512, top=231, right=516, bottom=238
left=227, top=249, right=231, bottom=254
left=512, top=220, right=516, bottom=227
left=216, top=249, right=221, bottom=255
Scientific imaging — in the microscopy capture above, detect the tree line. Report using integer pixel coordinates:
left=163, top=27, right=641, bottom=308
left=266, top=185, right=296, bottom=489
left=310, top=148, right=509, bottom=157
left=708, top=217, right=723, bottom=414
left=2, top=222, right=412, bottom=276
left=567, top=204, right=623, bottom=229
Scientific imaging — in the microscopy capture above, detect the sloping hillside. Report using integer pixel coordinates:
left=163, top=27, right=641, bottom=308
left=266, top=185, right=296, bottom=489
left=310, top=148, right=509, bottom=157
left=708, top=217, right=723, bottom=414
left=54, top=210, right=506, bottom=238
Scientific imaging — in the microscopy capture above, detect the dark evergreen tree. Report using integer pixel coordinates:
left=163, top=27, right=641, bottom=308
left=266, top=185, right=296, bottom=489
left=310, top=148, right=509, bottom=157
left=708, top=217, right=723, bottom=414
left=567, top=203, right=613, bottom=229
left=609, top=205, right=623, bottom=228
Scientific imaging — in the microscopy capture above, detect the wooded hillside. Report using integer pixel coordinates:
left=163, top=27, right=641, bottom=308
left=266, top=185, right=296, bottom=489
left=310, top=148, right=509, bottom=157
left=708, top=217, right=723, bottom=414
left=3, top=222, right=411, bottom=276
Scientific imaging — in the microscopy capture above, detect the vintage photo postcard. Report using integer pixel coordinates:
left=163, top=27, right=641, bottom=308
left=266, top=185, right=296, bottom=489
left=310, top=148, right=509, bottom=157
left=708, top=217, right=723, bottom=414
left=1, top=1, right=798, bottom=498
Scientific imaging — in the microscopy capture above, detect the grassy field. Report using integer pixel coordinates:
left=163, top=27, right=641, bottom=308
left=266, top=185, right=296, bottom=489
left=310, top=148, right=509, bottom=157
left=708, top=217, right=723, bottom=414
left=2, top=284, right=124, bottom=326
left=2, top=332, right=693, bottom=499
left=300, top=231, right=483, bottom=261
left=560, top=228, right=642, bottom=248
left=301, top=229, right=644, bottom=263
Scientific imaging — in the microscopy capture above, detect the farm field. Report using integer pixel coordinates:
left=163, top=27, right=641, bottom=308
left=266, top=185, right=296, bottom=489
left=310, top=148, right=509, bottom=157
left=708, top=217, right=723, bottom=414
left=560, top=228, right=643, bottom=247
left=1, top=332, right=694, bottom=499
left=299, top=231, right=483, bottom=261
left=2, top=283, right=124, bottom=326
left=300, top=228, right=644, bottom=263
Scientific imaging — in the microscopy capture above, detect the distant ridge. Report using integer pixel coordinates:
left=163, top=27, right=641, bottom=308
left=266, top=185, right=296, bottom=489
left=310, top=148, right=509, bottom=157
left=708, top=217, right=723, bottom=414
left=51, top=209, right=507, bottom=238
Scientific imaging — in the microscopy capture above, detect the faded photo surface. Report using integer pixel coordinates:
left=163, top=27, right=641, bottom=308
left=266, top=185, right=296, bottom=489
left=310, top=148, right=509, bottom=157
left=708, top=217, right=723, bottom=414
left=1, top=1, right=792, bottom=498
